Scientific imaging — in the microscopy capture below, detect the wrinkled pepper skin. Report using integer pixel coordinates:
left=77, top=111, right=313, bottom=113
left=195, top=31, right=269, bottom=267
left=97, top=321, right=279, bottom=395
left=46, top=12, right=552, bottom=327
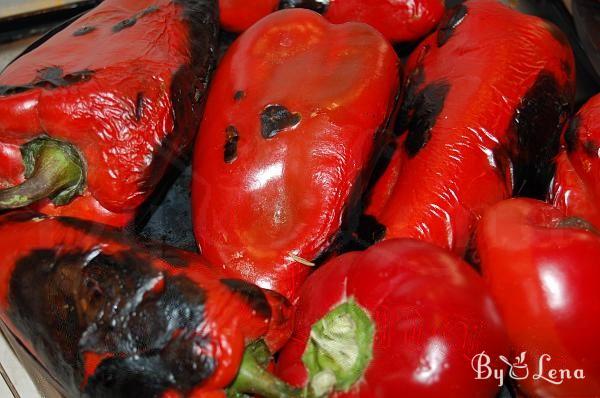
left=476, top=199, right=600, bottom=397
left=0, top=212, right=293, bottom=398
left=276, top=239, right=508, bottom=397
left=0, top=0, right=218, bottom=227
left=192, top=9, right=400, bottom=300
left=551, top=94, right=600, bottom=227
left=280, top=0, right=445, bottom=43
left=364, top=0, right=575, bottom=255
left=219, top=0, right=279, bottom=32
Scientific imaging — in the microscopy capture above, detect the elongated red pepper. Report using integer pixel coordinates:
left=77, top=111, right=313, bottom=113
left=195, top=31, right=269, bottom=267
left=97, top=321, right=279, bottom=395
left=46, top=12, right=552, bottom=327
left=361, top=0, right=575, bottom=255
left=219, top=0, right=279, bottom=32
left=476, top=198, right=600, bottom=396
left=0, top=212, right=303, bottom=398
left=192, top=9, right=400, bottom=300
left=276, top=239, right=508, bottom=397
left=0, top=0, right=217, bottom=227
left=551, top=94, right=600, bottom=227
left=280, top=0, right=445, bottom=42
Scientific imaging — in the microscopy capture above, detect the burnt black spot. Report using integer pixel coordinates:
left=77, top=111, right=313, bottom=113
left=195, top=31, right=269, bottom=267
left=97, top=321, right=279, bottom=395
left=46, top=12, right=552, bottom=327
left=0, top=67, right=94, bottom=96
left=437, top=4, right=468, bottom=47
left=0, top=211, right=45, bottom=223
left=221, top=279, right=271, bottom=318
left=564, top=116, right=580, bottom=153
left=234, top=90, right=245, bottom=101
left=73, top=26, right=96, bottom=36
left=140, top=6, right=160, bottom=17
left=396, top=60, right=426, bottom=136
left=135, top=92, right=145, bottom=121
left=261, top=105, right=301, bottom=139
left=509, top=71, right=572, bottom=198
left=354, top=215, right=387, bottom=247
left=112, top=18, right=137, bottom=33
left=9, top=249, right=213, bottom=397
left=404, top=82, right=450, bottom=157
left=556, top=216, right=600, bottom=234
left=279, top=0, right=329, bottom=14
left=224, top=125, right=239, bottom=163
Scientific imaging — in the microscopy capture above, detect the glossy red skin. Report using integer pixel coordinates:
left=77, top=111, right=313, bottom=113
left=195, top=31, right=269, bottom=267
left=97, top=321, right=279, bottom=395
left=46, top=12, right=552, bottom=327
left=0, top=213, right=292, bottom=397
left=0, top=0, right=216, bottom=227
left=192, top=9, right=400, bottom=300
left=325, top=0, right=445, bottom=42
left=477, top=198, right=600, bottom=396
left=551, top=94, right=600, bottom=228
left=367, top=0, right=574, bottom=255
left=219, top=0, right=279, bottom=32
left=276, top=239, right=509, bottom=397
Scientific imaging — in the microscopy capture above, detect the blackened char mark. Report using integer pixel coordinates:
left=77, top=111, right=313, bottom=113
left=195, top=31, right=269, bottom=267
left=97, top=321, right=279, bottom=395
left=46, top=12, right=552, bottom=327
left=221, top=278, right=271, bottom=319
left=112, top=6, right=160, bottom=33
left=0, top=211, right=45, bottom=224
left=404, top=82, right=450, bottom=157
left=234, top=90, right=245, bottom=101
left=73, top=26, right=96, bottom=36
left=261, top=105, right=301, bottom=139
left=354, top=215, right=387, bottom=249
left=135, top=92, right=145, bottom=121
left=279, top=0, right=329, bottom=14
left=564, top=115, right=581, bottom=153
left=395, top=46, right=427, bottom=136
left=8, top=249, right=214, bottom=398
left=224, top=125, right=239, bottom=163
left=0, top=67, right=94, bottom=96
left=509, top=71, right=571, bottom=198
left=437, top=4, right=468, bottom=47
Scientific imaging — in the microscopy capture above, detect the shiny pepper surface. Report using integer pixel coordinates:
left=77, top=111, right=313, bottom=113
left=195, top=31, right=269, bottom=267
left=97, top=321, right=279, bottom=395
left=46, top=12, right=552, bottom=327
left=0, top=0, right=217, bottom=227
left=192, top=9, right=400, bottom=300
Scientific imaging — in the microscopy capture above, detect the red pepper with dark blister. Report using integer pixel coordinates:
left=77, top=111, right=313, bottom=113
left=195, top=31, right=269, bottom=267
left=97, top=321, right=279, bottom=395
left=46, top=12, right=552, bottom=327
left=361, top=0, right=575, bottom=255
left=0, top=0, right=218, bottom=227
left=280, top=0, right=445, bottom=43
left=551, top=94, right=600, bottom=227
left=476, top=198, right=600, bottom=396
left=219, top=0, right=279, bottom=32
left=276, top=239, right=508, bottom=397
left=191, top=9, right=400, bottom=300
left=0, top=212, right=302, bottom=398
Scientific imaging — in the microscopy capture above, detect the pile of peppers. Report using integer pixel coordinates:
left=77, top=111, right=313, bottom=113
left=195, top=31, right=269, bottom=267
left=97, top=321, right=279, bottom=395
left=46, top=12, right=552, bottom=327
left=0, top=0, right=598, bottom=397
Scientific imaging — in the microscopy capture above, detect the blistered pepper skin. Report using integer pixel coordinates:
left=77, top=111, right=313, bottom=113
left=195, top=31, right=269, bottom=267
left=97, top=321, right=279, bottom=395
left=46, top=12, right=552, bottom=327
left=0, top=0, right=218, bottom=227
left=276, top=239, right=508, bottom=397
left=365, top=0, right=575, bottom=255
left=219, top=0, right=279, bottom=32
left=551, top=94, right=600, bottom=227
left=0, top=212, right=292, bottom=398
left=192, top=9, right=400, bottom=300
left=280, top=0, right=445, bottom=42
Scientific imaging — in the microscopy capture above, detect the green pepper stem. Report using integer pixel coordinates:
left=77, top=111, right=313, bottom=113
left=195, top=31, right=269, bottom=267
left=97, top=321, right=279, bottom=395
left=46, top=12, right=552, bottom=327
left=230, top=342, right=305, bottom=398
left=0, top=139, right=84, bottom=209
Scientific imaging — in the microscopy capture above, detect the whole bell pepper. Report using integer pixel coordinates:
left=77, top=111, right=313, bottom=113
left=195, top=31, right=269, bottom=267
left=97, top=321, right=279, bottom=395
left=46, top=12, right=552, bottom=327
left=276, top=239, right=509, bottom=397
left=551, top=94, right=600, bottom=227
left=361, top=0, right=575, bottom=255
left=280, top=0, right=445, bottom=43
left=0, top=0, right=218, bottom=227
left=192, top=9, right=400, bottom=300
left=0, top=212, right=300, bottom=398
left=476, top=198, right=600, bottom=397
left=219, top=0, right=279, bottom=32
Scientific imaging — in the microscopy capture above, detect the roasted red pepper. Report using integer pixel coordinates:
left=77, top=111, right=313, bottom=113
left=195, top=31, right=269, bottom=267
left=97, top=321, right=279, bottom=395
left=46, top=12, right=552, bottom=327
left=0, top=212, right=302, bottom=398
left=280, top=0, right=445, bottom=42
left=276, top=239, right=508, bottom=397
left=192, top=9, right=400, bottom=300
left=0, top=0, right=217, bottom=227
left=551, top=94, right=600, bottom=227
left=219, top=0, right=279, bottom=32
left=476, top=198, right=600, bottom=396
left=362, top=0, right=575, bottom=255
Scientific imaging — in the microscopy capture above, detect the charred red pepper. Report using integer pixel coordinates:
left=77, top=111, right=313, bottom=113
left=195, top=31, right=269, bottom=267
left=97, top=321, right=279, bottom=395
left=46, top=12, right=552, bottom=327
left=192, top=9, right=400, bottom=300
left=0, top=0, right=217, bottom=227
left=551, top=94, right=600, bottom=227
left=476, top=198, right=600, bottom=396
left=362, top=0, right=575, bottom=255
left=276, top=239, right=508, bottom=397
left=219, top=0, right=279, bottom=32
left=0, top=212, right=304, bottom=398
left=280, top=0, right=445, bottom=42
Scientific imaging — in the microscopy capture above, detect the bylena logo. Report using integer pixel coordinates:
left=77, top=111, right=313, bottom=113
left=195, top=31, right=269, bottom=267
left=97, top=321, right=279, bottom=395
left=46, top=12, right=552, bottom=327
left=472, top=351, right=586, bottom=386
